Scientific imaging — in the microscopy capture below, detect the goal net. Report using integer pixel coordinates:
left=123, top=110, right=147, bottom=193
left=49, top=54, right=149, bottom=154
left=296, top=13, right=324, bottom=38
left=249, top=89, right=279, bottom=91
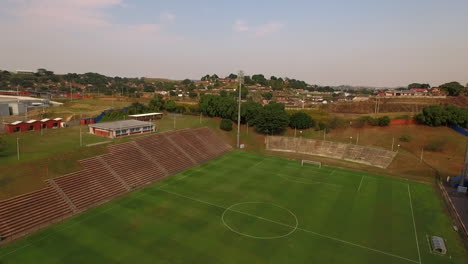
left=301, top=160, right=322, bottom=168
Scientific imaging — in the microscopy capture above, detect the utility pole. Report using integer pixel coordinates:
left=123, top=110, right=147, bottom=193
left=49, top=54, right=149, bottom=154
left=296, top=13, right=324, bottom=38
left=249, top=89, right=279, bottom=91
left=356, top=132, right=359, bottom=145
left=236, top=70, right=244, bottom=148
left=16, top=138, right=20, bottom=161
left=79, top=127, right=83, bottom=147
left=391, top=137, right=395, bottom=151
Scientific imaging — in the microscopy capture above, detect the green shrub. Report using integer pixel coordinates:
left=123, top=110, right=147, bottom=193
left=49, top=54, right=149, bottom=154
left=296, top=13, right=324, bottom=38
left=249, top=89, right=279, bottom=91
left=356, top=116, right=373, bottom=127
left=399, top=134, right=412, bottom=142
left=317, top=122, right=327, bottom=131
left=289, top=112, right=315, bottom=129
left=327, top=117, right=346, bottom=129
left=220, top=119, right=233, bottom=131
left=369, top=118, right=379, bottom=126
left=377, top=116, right=390, bottom=126
left=424, top=140, right=445, bottom=152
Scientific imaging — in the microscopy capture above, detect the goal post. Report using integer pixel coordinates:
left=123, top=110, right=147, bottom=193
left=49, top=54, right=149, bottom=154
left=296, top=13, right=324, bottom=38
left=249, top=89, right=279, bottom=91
left=301, top=159, right=322, bottom=168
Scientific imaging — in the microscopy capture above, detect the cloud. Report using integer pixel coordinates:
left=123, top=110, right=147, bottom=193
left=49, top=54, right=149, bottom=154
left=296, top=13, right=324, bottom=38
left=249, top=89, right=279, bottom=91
left=129, top=23, right=161, bottom=33
left=232, top=19, right=285, bottom=36
left=8, top=0, right=125, bottom=26
left=233, top=19, right=249, bottom=32
left=1, top=0, right=180, bottom=48
left=160, top=11, right=176, bottom=22
left=254, top=22, right=285, bottom=36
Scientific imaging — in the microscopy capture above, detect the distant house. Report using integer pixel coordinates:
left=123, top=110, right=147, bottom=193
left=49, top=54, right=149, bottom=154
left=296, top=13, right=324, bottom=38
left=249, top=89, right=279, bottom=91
left=352, top=95, right=370, bottom=101
left=410, top=88, right=428, bottom=93
left=385, top=90, right=416, bottom=96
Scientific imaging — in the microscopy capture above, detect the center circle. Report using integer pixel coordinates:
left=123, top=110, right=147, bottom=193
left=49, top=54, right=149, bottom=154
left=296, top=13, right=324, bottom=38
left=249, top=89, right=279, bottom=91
left=221, top=202, right=298, bottom=239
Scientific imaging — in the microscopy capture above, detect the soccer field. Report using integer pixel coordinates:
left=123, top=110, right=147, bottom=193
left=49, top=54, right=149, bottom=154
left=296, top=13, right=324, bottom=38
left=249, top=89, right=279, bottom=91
left=0, top=151, right=466, bottom=264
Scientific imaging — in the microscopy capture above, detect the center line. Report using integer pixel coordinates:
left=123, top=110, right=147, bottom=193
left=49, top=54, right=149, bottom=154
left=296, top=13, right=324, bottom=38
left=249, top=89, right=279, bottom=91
left=357, top=176, right=364, bottom=192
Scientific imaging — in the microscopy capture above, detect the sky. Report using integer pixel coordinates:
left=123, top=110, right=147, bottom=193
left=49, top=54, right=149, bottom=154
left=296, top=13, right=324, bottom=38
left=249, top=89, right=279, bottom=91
left=0, top=0, right=467, bottom=87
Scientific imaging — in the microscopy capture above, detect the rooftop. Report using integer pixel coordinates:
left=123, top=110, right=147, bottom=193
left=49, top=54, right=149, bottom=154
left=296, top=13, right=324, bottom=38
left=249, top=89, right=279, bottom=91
left=89, top=120, right=153, bottom=130
left=128, top=113, right=163, bottom=118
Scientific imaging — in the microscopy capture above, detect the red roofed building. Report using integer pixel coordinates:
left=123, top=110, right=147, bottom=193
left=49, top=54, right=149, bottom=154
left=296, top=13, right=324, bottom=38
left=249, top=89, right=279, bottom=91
left=4, top=118, right=63, bottom=133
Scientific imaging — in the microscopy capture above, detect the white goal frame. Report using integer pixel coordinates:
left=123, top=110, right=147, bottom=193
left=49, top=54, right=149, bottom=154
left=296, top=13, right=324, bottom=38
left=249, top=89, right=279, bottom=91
left=301, top=160, right=322, bottom=168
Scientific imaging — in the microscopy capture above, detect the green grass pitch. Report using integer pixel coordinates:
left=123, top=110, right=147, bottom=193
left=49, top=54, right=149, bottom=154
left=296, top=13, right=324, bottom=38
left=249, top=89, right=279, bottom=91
left=0, top=151, right=466, bottom=263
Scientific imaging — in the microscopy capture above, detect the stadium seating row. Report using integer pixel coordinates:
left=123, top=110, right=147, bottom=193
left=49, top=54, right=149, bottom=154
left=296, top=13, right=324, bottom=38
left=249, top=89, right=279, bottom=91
left=266, top=136, right=396, bottom=168
left=0, top=127, right=231, bottom=242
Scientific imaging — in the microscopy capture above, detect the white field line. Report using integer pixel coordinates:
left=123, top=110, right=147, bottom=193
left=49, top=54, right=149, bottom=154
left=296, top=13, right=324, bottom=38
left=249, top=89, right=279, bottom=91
left=277, top=174, right=342, bottom=188
left=408, top=184, right=422, bottom=264
left=357, top=176, right=364, bottom=192
left=250, top=159, right=266, bottom=169
left=153, top=188, right=420, bottom=264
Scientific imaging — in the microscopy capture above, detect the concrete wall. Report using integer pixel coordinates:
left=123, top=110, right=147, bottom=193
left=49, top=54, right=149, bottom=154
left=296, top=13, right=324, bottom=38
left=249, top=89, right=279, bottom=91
left=0, top=104, right=10, bottom=116
left=7, top=102, right=27, bottom=115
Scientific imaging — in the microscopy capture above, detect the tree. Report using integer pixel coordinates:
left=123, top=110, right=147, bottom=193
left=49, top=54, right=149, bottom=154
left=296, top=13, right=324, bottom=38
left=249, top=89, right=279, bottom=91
left=181, top=79, right=192, bottom=86
left=254, top=103, right=290, bottom=134
left=415, top=104, right=468, bottom=128
left=290, top=112, right=315, bottom=129
left=220, top=90, right=228, bottom=97
left=408, top=83, right=430, bottom=89
left=127, top=102, right=147, bottom=115
left=234, top=85, right=248, bottom=99
left=439, top=81, right=464, bottom=96
left=262, top=92, right=273, bottom=100
left=149, top=94, right=166, bottom=111
left=252, top=74, right=267, bottom=85
left=220, top=119, right=233, bottom=131
left=166, top=100, right=177, bottom=112
left=189, top=91, right=197, bottom=98
left=377, top=116, right=390, bottom=126
left=227, top=73, right=238, bottom=79
left=241, top=101, right=263, bottom=125
left=199, top=94, right=237, bottom=119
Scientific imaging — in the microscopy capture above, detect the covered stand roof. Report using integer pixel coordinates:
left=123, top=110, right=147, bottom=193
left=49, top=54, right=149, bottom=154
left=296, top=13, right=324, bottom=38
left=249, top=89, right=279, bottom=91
left=89, top=120, right=153, bottom=130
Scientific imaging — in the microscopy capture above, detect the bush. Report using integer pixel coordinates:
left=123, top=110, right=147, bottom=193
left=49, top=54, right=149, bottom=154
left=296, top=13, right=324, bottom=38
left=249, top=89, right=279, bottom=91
left=220, top=119, right=233, bottom=131
left=327, top=117, right=346, bottom=129
left=316, top=122, right=327, bottom=131
left=377, top=116, right=390, bottom=126
left=399, top=134, right=412, bottom=142
left=424, top=140, right=445, bottom=152
left=289, top=112, right=315, bottom=129
left=356, top=116, right=373, bottom=127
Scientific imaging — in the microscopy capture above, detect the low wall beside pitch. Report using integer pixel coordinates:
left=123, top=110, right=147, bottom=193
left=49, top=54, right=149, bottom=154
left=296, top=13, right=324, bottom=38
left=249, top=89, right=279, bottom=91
left=266, top=136, right=396, bottom=168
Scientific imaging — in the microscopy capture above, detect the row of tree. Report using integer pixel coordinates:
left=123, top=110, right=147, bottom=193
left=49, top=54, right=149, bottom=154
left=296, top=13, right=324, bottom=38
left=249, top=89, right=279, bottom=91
left=415, top=105, right=468, bottom=128
left=199, top=95, right=317, bottom=134
left=406, top=82, right=466, bottom=96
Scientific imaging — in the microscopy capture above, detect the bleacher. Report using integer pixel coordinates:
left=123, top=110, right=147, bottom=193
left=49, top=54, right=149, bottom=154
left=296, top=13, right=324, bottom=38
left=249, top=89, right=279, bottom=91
left=0, top=127, right=231, bottom=243
left=0, top=187, right=73, bottom=239
left=267, top=136, right=396, bottom=168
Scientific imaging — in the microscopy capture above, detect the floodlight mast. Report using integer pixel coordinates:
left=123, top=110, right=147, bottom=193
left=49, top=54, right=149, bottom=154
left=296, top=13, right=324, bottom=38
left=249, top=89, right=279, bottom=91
left=237, top=71, right=244, bottom=148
